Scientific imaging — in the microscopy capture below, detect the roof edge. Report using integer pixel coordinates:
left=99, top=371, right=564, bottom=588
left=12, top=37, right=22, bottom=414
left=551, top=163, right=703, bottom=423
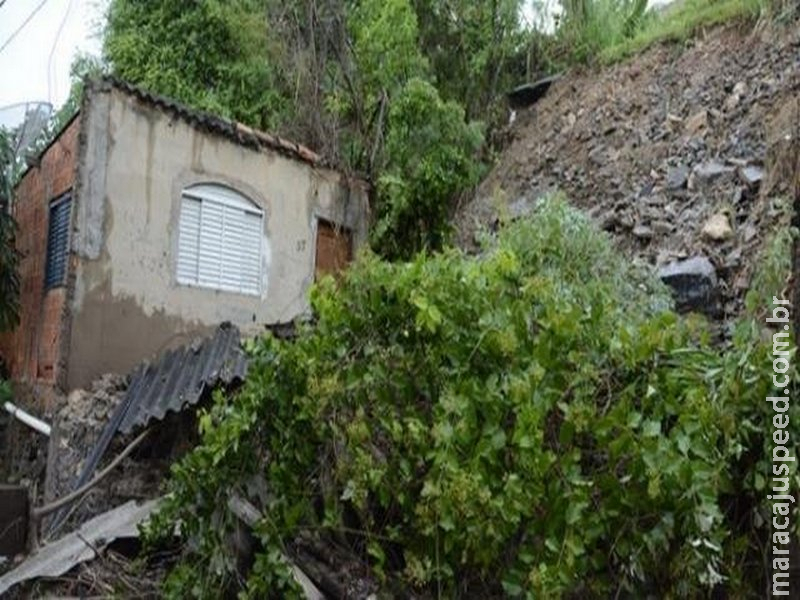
left=91, top=76, right=329, bottom=170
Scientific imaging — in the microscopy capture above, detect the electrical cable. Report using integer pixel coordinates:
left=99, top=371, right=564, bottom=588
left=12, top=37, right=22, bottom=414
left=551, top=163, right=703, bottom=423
left=48, top=0, right=73, bottom=104
left=0, top=0, right=49, bottom=56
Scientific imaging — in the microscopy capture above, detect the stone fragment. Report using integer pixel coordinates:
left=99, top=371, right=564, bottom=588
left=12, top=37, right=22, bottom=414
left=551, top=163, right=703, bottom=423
left=658, top=256, right=719, bottom=315
left=685, top=110, right=708, bottom=136
left=690, top=161, right=736, bottom=189
left=652, top=220, right=674, bottom=235
left=633, top=224, right=654, bottom=239
left=724, top=82, right=747, bottom=111
left=738, top=165, right=764, bottom=187
left=702, top=213, right=733, bottom=241
left=666, top=165, right=690, bottom=190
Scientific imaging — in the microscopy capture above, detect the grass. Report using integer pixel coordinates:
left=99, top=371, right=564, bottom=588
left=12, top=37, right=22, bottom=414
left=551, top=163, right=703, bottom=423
left=598, top=0, right=772, bottom=63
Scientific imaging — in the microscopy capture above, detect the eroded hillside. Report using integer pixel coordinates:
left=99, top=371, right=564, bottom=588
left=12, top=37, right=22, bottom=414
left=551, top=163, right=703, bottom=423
left=459, top=22, right=800, bottom=319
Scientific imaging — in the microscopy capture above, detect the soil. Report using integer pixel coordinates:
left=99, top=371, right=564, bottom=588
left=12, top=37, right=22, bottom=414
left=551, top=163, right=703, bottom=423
left=457, top=21, right=800, bottom=321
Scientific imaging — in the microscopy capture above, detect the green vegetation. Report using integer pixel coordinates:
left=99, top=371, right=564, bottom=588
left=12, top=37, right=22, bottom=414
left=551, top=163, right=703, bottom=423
left=598, top=0, right=773, bottom=63
left=146, top=197, right=798, bottom=597
left=0, top=128, right=19, bottom=332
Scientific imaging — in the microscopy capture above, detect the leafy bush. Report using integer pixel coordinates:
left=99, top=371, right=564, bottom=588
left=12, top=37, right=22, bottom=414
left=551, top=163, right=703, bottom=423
left=148, top=196, right=798, bottom=597
left=372, top=78, right=483, bottom=259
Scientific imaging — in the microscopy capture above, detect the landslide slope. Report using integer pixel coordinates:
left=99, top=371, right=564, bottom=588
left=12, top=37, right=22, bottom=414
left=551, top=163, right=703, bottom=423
left=458, top=21, right=800, bottom=319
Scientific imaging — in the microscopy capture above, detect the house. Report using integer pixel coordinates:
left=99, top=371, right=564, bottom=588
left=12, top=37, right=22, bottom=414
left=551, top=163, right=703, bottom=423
left=0, top=78, right=369, bottom=399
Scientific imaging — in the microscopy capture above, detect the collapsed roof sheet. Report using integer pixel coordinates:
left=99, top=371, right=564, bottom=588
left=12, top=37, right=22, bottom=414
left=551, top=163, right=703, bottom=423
left=118, top=322, right=248, bottom=434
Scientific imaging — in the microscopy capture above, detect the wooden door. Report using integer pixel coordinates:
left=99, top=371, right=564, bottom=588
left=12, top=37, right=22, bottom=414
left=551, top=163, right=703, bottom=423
left=315, top=220, right=353, bottom=280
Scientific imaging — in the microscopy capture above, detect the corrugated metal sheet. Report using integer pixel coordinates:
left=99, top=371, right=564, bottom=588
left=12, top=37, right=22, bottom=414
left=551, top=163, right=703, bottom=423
left=118, top=323, right=248, bottom=433
left=46, top=324, right=248, bottom=537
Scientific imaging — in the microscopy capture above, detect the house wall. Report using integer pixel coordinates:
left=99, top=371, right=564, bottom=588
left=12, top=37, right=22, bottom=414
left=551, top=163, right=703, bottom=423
left=66, top=87, right=369, bottom=389
left=0, top=117, right=80, bottom=401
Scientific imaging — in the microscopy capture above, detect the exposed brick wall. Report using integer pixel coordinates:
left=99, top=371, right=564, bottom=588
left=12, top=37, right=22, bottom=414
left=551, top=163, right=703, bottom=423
left=0, top=116, right=80, bottom=403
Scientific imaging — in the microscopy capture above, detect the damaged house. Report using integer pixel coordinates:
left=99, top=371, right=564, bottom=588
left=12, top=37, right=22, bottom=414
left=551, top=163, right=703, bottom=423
left=0, top=77, right=369, bottom=400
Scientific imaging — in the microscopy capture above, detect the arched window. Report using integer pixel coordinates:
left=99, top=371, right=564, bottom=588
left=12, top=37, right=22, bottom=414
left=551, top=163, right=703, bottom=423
left=176, top=184, right=263, bottom=296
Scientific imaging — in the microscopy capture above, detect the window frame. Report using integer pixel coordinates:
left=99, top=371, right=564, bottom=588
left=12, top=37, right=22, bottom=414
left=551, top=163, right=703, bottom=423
left=175, top=184, right=264, bottom=297
left=44, top=191, right=72, bottom=290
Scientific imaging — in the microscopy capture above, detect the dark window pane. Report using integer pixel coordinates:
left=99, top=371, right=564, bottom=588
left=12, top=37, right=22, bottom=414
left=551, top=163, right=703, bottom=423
left=45, top=193, right=71, bottom=289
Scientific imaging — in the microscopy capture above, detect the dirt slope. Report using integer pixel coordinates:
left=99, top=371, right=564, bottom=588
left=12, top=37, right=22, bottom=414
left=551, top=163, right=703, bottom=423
left=458, top=21, right=800, bottom=319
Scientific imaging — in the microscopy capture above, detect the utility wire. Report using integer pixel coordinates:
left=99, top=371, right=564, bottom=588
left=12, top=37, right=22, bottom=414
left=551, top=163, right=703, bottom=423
left=0, top=0, right=50, bottom=57
left=48, top=0, right=73, bottom=104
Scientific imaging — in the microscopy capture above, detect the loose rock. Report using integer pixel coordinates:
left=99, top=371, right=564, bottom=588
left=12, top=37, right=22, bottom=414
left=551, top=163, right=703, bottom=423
left=658, top=256, right=719, bottom=316
left=666, top=165, right=690, bottom=190
left=702, top=213, right=734, bottom=241
left=691, top=162, right=736, bottom=189
left=738, top=165, right=764, bottom=187
left=685, top=110, right=708, bottom=136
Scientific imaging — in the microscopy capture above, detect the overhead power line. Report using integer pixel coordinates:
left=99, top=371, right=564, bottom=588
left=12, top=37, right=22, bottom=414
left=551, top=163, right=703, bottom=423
left=0, top=0, right=50, bottom=57
left=48, top=0, right=73, bottom=104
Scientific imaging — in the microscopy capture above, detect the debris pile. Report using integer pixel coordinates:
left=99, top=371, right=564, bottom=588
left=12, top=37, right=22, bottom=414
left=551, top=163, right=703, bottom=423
left=460, top=23, right=800, bottom=320
left=45, top=374, right=127, bottom=512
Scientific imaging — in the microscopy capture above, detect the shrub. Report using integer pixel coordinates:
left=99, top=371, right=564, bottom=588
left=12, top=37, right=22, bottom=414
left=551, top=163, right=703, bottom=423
left=372, top=78, right=483, bottom=259
left=148, top=196, right=798, bottom=597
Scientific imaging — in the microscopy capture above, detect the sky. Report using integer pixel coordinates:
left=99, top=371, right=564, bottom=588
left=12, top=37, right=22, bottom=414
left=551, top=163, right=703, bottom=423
left=0, top=0, right=106, bottom=128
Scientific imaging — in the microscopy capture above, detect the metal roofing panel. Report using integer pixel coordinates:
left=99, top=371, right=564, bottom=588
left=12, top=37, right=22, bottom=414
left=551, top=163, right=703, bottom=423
left=117, top=323, right=249, bottom=434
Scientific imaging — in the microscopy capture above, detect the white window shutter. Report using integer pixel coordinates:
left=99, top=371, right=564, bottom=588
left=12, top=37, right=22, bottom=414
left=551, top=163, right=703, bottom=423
left=197, top=199, right=224, bottom=288
left=240, top=211, right=262, bottom=295
left=176, top=185, right=264, bottom=296
left=177, top=197, right=201, bottom=285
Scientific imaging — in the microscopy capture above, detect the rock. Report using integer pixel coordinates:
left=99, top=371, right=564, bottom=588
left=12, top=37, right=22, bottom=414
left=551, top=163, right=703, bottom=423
left=652, top=220, right=674, bottom=235
left=658, top=256, right=719, bottom=315
left=666, top=165, right=690, bottom=190
left=724, top=82, right=747, bottom=110
left=702, top=213, right=733, bottom=241
left=742, top=223, right=758, bottom=243
left=738, top=165, right=764, bottom=187
left=598, top=210, right=619, bottom=231
left=685, top=110, right=708, bottom=136
left=690, top=161, right=736, bottom=189
left=633, top=224, right=654, bottom=239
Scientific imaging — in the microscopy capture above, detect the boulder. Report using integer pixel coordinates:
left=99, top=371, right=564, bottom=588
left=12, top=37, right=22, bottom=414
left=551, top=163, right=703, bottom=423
left=658, top=256, right=719, bottom=315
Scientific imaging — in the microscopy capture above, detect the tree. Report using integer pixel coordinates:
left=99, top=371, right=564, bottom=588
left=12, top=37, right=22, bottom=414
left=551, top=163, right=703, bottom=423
left=104, top=0, right=287, bottom=131
left=373, top=78, right=483, bottom=258
left=412, top=0, right=525, bottom=120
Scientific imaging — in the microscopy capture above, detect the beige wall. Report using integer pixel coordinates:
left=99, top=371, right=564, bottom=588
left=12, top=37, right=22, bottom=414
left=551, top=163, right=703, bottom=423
left=66, top=87, right=369, bottom=388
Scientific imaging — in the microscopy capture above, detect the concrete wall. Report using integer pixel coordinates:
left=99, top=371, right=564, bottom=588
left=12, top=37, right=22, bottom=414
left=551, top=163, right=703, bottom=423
left=66, top=87, right=369, bottom=388
left=0, top=117, right=80, bottom=397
